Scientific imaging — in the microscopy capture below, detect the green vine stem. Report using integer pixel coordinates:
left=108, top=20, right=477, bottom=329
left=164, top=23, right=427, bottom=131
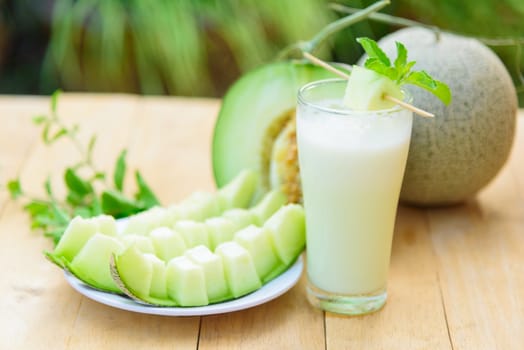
left=330, top=3, right=524, bottom=92
left=277, top=0, right=390, bottom=59
left=330, top=4, right=524, bottom=46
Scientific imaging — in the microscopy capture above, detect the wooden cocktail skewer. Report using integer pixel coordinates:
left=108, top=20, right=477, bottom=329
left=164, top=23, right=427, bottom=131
left=302, top=52, right=435, bottom=118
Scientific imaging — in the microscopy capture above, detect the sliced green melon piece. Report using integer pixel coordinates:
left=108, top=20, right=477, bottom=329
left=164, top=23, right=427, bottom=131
left=69, top=233, right=124, bottom=292
left=212, top=62, right=343, bottom=200
left=143, top=253, right=168, bottom=299
left=343, top=65, right=403, bottom=110
left=111, top=246, right=176, bottom=306
left=173, top=220, right=209, bottom=248
left=205, top=217, right=236, bottom=251
left=112, top=245, right=153, bottom=298
left=249, top=190, right=287, bottom=225
left=222, top=209, right=258, bottom=232
left=216, top=169, right=258, bottom=210
left=149, top=227, right=187, bottom=261
left=263, top=204, right=305, bottom=266
left=234, top=225, right=281, bottom=282
left=185, top=245, right=231, bottom=303
left=166, top=256, right=209, bottom=306
left=53, top=217, right=98, bottom=261
left=215, top=241, right=261, bottom=298
left=119, top=234, right=155, bottom=254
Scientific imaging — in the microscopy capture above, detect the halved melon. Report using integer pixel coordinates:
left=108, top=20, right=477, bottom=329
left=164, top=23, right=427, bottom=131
left=212, top=61, right=344, bottom=202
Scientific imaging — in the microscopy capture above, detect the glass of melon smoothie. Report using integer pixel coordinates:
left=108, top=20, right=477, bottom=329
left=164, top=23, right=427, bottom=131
left=296, top=79, right=413, bottom=315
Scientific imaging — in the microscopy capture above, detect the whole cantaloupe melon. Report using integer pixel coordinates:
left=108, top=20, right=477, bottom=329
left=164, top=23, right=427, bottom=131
left=373, top=28, right=517, bottom=206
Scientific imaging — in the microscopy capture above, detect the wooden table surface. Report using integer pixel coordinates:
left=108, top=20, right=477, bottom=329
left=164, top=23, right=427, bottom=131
left=0, top=94, right=522, bottom=349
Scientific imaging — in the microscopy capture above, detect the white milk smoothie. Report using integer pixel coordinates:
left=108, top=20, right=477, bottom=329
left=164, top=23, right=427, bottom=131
left=296, top=79, right=412, bottom=314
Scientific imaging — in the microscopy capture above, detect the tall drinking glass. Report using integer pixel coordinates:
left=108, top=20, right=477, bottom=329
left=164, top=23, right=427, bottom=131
left=296, top=79, right=413, bottom=315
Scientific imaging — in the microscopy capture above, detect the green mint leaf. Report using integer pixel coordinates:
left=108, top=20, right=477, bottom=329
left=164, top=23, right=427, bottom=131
left=32, top=115, right=48, bottom=125
left=42, top=123, right=51, bottom=144
left=93, top=172, right=106, bottom=181
left=44, top=228, right=67, bottom=246
left=357, top=37, right=391, bottom=66
left=394, top=42, right=407, bottom=70
left=49, top=128, right=68, bottom=143
left=73, top=206, right=92, bottom=218
left=134, top=171, right=160, bottom=208
left=90, top=195, right=103, bottom=216
left=364, top=58, right=398, bottom=81
left=405, top=71, right=452, bottom=105
left=7, top=179, right=23, bottom=199
left=101, top=190, right=144, bottom=218
left=44, top=177, right=54, bottom=198
left=51, top=203, right=71, bottom=225
left=87, top=135, right=97, bottom=164
left=51, top=89, right=62, bottom=113
left=24, top=201, right=51, bottom=218
left=64, top=168, right=93, bottom=196
left=113, top=149, right=127, bottom=192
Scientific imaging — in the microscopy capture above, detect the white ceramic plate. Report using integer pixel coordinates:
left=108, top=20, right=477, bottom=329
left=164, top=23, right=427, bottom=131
left=64, top=256, right=303, bottom=316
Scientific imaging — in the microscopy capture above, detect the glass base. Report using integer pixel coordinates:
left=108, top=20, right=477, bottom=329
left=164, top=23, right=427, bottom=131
left=306, top=282, right=387, bottom=316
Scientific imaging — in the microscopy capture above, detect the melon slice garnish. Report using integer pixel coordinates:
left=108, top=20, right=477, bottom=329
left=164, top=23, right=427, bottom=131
left=343, top=65, right=403, bottom=111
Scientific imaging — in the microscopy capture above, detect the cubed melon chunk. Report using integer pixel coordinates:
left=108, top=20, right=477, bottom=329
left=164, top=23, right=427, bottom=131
left=173, top=221, right=209, bottom=248
left=263, top=204, right=305, bottom=265
left=166, top=256, right=209, bottom=306
left=222, top=209, right=258, bottom=232
left=205, top=217, right=236, bottom=250
left=119, top=234, right=155, bottom=254
left=69, top=233, right=124, bottom=292
left=343, top=65, right=403, bottom=111
left=143, top=253, right=168, bottom=299
left=249, top=190, right=287, bottom=225
left=215, top=241, right=261, bottom=298
left=185, top=245, right=230, bottom=303
left=149, top=227, right=187, bottom=261
left=54, top=215, right=117, bottom=261
left=234, top=225, right=281, bottom=282
left=179, top=191, right=221, bottom=221
left=123, top=207, right=170, bottom=235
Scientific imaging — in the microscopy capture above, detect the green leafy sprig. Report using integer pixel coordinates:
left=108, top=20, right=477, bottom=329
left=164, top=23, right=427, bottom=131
left=357, top=37, right=452, bottom=105
left=5, top=90, right=160, bottom=245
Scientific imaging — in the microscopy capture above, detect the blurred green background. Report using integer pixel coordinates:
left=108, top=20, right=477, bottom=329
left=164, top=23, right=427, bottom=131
left=1, top=0, right=523, bottom=103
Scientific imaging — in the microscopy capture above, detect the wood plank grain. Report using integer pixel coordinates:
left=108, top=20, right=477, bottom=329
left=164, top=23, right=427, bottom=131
left=198, top=266, right=325, bottom=350
left=428, top=115, right=524, bottom=349
left=325, top=206, right=452, bottom=350
left=0, top=96, right=47, bottom=212
left=0, top=95, right=220, bottom=349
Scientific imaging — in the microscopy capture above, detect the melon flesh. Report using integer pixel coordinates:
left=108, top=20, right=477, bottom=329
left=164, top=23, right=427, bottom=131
left=215, top=241, right=261, bottom=298
left=234, top=225, right=281, bottom=282
left=185, top=245, right=230, bottom=303
left=222, top=209, right=258, bottom=232
left=69, top=233, right=124, bottom=292
left=263, top=204, right=305, bottom=265
left=166, top=256, right=209, bottom=306
left=149, top=227, right=187, bottom=261
left=114, top=245, right=153, bottom=298
left=143, top=253, right=168, bottom=299
left=119, top=234, right=155, bottom=254
left=54, top=215, right=117, bottom=261
left=216, top=169, right=258, bottom=209
left=173, top=221, right=210, bottom=248
left=205, top=217, right=236, bottom=250
left=249, top=190, right=287, bottom=225
left=343, top=65, right=403, bottom=111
